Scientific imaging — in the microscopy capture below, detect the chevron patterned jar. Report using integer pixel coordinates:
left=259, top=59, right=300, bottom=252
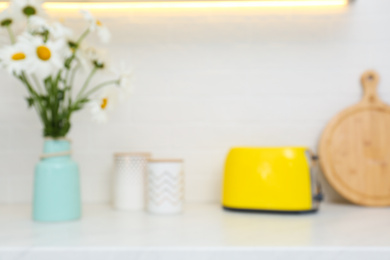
left=113, top=153, right=151, bottom=211
left=146, top=159, right=184, bottom=215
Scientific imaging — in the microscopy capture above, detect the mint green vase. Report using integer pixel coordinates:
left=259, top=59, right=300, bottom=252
left=33, top=139, right=81, bottom=222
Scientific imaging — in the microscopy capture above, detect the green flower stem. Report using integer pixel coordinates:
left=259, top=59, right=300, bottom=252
left=19, top=72, right=49, bottom=125
left=6, top=25, right=16, bottom=44
left=63, top=28, right=90, bottom=77
left=64, top=66, right=71, bottom=84
left=63, top=28, right=92, bottom=106
left=52, top=71, right=62, bottom=123
left=21, top=73, right=39, bottom=99
left=75, top=66, right=97, bottom=102
left=77, top=28, right=90, bottom=45
left=63, top=62, right=80, bottom=113
left=32, top=74, right=44, bottom=94
left=70, top=63, right=80, bottom=87
left=81, top=79, right=119, bottom=99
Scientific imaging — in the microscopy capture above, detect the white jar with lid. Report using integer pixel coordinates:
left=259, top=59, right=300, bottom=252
left=146, top=159, right=184, bottom=215
left=113, top=153, right=150, bottom=210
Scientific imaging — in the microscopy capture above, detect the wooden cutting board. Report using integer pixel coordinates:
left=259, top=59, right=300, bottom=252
left=319, top=70, right=390, bottom=206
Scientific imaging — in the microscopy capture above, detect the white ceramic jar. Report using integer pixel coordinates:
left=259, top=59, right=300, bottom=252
left=147, top=159, right=184, bottom=215
left=113, top=153, right=150, bottom=211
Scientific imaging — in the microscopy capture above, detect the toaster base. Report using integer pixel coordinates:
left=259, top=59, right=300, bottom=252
left=223, top=206, right=318, bottom=214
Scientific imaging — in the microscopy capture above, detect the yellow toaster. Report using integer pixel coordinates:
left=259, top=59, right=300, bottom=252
left=222, top=147, right=322, bottom=213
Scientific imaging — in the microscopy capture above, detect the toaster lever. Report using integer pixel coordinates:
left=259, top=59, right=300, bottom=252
left=313, top=183, right=324, bottom=202
left=314, top=192, right=324, bottom=202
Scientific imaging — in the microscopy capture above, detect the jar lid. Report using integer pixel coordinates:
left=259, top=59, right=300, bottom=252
left=148, top=159, right=183, bottom=163
left=114, top=152, right=151, bottom=158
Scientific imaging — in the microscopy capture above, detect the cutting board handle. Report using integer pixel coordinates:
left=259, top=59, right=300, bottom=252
left=361, top=70, right=380, bottom=105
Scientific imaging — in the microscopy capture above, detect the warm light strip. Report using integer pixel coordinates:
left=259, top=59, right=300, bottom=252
left=0, top=0, right=348, bottom=9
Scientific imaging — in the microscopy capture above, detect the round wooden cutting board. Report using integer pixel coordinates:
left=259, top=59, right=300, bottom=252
left=319, top=70, right=390, bottom=206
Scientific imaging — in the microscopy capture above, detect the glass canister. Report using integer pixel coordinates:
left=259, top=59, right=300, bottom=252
left=146, top=159, right=184, bottom=215
left=113, top=153, right=151, bottom=210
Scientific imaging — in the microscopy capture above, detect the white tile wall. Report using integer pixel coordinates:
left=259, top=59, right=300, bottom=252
left=1, top=0, right=389, bottom=204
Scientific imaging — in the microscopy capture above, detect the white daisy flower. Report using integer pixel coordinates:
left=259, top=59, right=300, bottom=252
left=0, top=8, right=18, bottom=44
left=0, top=8, right=15, bottom=28
left=27, top=15, right=48, bottom=33
left=89, top=87, right=118, bottom=123
left=80, top=10, right=111, bottom=43
left=19, top=34, right=67, bottom=79
left=96, top=26, right=110, bottom=44
left=77, top=44, right=107, bottom=71
left=0, top=33, right=10, bottom=46
left=112, top=62, right=133, bottom=97
left=11, top=0, right=45, bottom=18
left=49, top=22, right=73, bottom=40
left=0, top=42, right=31, bottom=75
left=28, top=16, right=73, bottom=42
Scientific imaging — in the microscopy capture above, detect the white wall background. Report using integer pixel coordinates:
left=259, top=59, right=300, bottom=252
left=0, top=0, right=389, bottom=204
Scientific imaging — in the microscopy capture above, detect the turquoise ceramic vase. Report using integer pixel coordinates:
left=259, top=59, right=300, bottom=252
left=33, top=139, right=81, bottom=222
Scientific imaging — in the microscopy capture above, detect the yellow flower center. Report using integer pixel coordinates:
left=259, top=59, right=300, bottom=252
left=36, top=46, right=51, bottom=61
left=11, top=52, right=26, bottom=61
left=101, top=98, right=108, bottom=110
left=96, top=20, right=102, bottom=26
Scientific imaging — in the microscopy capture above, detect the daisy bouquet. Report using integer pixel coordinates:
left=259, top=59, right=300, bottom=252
left=0, top=0, right=131, bottom=138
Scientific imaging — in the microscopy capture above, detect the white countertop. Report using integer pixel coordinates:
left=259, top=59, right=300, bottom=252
left=1, top=203, right=390, bottom=260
